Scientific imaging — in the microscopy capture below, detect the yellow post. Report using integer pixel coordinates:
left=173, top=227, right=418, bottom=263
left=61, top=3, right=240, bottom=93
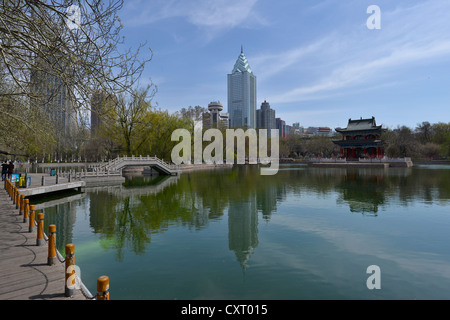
left=19, top=194, right=25, bottom=215
left=96, top=276, right=110, bottom=300
left=28, top=205, right=35, bottom=233
left=65, top=244, right=76, bottom=297
left=15, top=190, right=20, bottom=209
left=48, top=225, right=57, bottom=265
left=23, top=199, right=29, bottom=223
left=36, top=212, right=45, bottom=246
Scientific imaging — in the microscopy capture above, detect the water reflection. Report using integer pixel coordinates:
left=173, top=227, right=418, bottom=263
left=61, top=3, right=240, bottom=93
left=228, top=196, right=259, bottom=272
left=41, top=165, right=450, bottom=268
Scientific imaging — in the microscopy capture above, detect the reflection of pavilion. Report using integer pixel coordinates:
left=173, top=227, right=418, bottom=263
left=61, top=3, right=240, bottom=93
left=228, top=194, right=258, bottom=271
left=336, top=169, right=387, bottom=215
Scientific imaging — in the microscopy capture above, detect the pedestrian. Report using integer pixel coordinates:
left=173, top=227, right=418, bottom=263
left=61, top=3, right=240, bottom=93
left=7, top=161, right=14, bottom=180
left=1, top=160, right=8, bottom=181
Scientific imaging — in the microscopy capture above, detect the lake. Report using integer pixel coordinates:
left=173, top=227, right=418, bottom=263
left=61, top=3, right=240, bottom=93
left=38, top=164, right=450, bottom=300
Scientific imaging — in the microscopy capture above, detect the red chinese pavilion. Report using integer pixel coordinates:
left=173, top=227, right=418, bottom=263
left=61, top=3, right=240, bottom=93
left=333, top=117, right=385, bottom=159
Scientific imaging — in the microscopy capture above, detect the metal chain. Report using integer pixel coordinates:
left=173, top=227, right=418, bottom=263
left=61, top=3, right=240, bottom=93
left=76, top=274, right=96, bottom=300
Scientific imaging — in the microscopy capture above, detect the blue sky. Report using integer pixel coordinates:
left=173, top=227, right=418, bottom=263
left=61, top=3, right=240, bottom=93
left=118, top=0, right=450, bottom=130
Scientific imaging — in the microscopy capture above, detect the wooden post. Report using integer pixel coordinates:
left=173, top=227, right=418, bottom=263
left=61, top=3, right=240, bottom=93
left=15, top=190, right=20, bottom=209
left=19, top=194, right=25, bottom=215
left=23, top=199, right=29, bottom=223
left=65, top=244, right=76, bottom=297
left=36, top=212, right=45, bottom=246
left=28, top=205, right=35, bottom=233
left=96, top=276, right=110, bottom=300
left=48, top=225, right=57, bottom=265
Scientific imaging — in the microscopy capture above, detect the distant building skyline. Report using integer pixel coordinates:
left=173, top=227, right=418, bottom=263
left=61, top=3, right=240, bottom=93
left=202, top=101, right=229, bottom=130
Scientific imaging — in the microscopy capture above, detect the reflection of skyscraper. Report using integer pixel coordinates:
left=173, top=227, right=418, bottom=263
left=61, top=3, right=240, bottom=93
left=256, top=183, right=279, bottom=222
left=228, top=194, right=258, bottom=271
left=228, top=47, right=256, bottom=129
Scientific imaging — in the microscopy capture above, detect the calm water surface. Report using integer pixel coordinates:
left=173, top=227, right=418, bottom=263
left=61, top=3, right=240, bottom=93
left=39, top=164, right=450, bottom=299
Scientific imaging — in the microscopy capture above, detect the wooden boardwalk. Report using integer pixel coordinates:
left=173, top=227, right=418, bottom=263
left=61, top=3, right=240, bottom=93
left=0, top=187, right=87, bottom=300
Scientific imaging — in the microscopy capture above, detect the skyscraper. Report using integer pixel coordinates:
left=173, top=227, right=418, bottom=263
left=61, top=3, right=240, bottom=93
left=30, top=50, right=77, bottom=149
left=256, top=100, right=276, bottom=134
left=90, top=90, right=117, bottom=137
left=227, top=47, right=256, bottom=129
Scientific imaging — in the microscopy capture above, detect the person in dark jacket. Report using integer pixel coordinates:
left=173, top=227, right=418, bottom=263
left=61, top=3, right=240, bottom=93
left=7, top=161, right=14, bottom=180
left=1, top=161, right=8, bottom=181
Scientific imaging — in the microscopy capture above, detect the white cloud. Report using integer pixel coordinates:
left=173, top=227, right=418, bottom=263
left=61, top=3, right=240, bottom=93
left=261, top=1, right=450, bottom=104
left=123, top=0, right=262, bottom=31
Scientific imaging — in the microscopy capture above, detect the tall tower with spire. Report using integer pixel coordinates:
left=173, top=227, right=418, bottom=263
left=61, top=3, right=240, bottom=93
left=227, top=47, right=257, bottom=129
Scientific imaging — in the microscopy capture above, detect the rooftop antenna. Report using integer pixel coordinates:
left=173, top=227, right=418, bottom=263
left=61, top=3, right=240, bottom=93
left=241, top=45, right=243, bottom=54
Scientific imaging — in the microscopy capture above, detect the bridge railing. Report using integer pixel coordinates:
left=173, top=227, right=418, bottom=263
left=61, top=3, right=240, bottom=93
left=103, top=155, right=179, bottom=172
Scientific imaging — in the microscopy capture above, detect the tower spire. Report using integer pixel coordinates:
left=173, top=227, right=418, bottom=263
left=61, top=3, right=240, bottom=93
left=241, top=45, right=243, bottom=54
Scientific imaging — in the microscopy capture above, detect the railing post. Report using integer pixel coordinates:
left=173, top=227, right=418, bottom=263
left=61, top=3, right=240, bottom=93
left=36, top=212, right=45, bottom=246
left=48, top=225, right=57, bottom=265
left=23, top=199, right=29, bottom=223
left=19, top=194, right=25, bottom=215
left=16, top=190, right=21, bottom=210
left=96, top=276, right=110, bottom=300
left=14, top=189, right=19, bottom=206
left=29, top=205, right=35, bottom=233
left=65, top=243, right=76, bottom=297
left=41, top=175, right=45, bottom=186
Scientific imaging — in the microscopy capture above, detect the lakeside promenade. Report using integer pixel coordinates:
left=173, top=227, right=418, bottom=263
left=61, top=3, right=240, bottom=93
left=0, top=185, right=86, bottom=300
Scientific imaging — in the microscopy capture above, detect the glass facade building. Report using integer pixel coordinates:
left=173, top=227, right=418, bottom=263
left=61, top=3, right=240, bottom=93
left=227, top=48, right=256, bottom=129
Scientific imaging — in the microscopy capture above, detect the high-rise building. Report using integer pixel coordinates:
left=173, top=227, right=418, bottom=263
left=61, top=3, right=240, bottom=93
left=90, top=90, right=105, bottom=136
left=256, top=100, right=276, bottom=135
left=90, top=90, right=117, bottom=137
left=30, top=50, right=77, bottom=147
left=202, top=101, right=229, bottom=129
left=276, top=118, right=286, bottom=138
left=227, top=47, right=256, bottom=129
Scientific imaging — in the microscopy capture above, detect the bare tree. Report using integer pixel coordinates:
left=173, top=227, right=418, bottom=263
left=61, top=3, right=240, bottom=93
left=0, top=0, right=153, bottom=155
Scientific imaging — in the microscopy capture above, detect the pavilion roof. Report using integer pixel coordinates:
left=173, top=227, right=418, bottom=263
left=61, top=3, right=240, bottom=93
left=335, top=117, right=382, bottom=132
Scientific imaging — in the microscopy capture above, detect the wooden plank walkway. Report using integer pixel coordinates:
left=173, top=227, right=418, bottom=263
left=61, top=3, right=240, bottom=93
left=0, top=187, right=87, bottom=300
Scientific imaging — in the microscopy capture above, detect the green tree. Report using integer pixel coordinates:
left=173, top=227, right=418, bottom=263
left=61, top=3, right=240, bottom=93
left=384, top=126, right=418, bottom=158
left=115, top=86, right=156, bottom=156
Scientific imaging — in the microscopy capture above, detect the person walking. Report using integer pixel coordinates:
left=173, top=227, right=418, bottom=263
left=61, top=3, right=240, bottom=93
left=1, top=161, right=8, bottom=181
left=7, top=161, right=14, bottom=180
